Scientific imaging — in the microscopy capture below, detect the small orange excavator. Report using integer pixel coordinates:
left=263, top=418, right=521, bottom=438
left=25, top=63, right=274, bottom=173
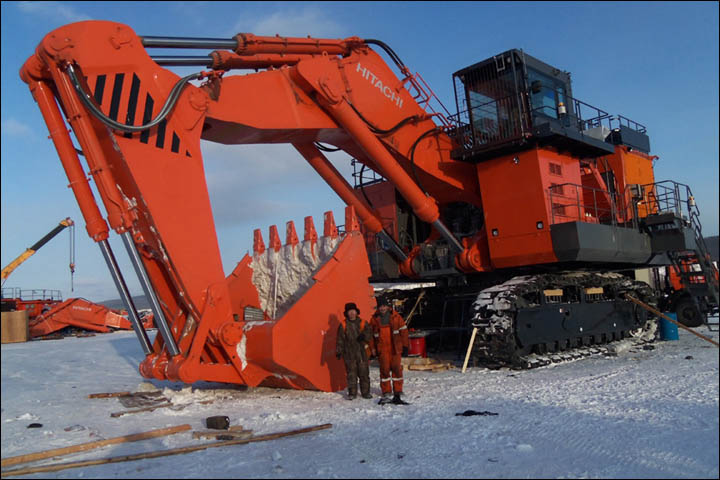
left=29, top=297, right=154, bottom=337
left=19, top=21, right=716, bottom=390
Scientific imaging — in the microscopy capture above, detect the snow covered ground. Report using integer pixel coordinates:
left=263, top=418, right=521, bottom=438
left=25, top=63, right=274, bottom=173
left=2, top=322, right=718, bottom=479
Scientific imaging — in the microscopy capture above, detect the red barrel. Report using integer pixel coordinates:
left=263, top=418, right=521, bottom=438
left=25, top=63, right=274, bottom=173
left=408, top=335, right=427, bottom=357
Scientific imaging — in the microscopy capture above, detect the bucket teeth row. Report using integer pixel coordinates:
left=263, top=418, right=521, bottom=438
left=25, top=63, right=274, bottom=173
left=249, top=206, right=362, bottom=320
left=252, top=206, right=361, bottom=256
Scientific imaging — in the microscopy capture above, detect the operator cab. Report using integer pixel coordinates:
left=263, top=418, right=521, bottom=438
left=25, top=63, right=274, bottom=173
left=450, top=49, right=650, bottom=161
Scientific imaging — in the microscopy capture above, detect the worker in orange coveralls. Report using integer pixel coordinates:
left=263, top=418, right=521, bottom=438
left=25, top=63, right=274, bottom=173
left=369, top=296, right=410, bottom=405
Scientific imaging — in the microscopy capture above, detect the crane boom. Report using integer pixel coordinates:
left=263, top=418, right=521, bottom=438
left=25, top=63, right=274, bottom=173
left=1, top=218, right=74, bottom=281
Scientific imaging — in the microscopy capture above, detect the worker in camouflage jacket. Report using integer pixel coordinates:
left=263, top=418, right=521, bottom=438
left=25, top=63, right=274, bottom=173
left=369, top=297, right=410, bottom=405
left=336, top=302, right=373, bottom=400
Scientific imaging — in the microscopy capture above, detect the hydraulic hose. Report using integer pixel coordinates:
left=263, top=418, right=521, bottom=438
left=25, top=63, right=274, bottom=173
left=409, top=127, right=440, bottom=196
left=65, top=63, right=202, bottom=133
left=347, top=101, right=419, bottom=135
left=364, top=39, right=407, bottom=71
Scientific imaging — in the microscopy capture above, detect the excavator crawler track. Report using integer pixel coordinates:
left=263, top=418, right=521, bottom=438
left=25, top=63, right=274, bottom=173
left=470, top=272, right=658, bottom=370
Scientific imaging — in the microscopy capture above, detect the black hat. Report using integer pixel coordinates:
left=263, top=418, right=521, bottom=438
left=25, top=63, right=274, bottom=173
left=376, top=297, right=389, bottom=308
left=344, top=303, right=360, bottom=315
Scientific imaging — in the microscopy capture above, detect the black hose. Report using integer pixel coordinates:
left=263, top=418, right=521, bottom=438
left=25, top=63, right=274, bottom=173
left=347, top=101, right=418, bottom=135
left=314, top=142, right=342, bottom=152
left=358, top=163, right=375, bottom=208
left=364, top=39, right=406, bottom=70
left=409, top=128, right=440, bottom=196
left=66, top=63, right=201, bottom=133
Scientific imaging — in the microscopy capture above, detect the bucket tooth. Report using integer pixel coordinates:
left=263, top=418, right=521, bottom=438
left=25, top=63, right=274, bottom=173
left=269, top=224, right=282, bottom=252
left=286, top=220, right=299, bottom=249
left=304, top=216, right=318, bottom=259
left=323, top=211, right=338, bottom=238
left=304, top=216, right=318, bottom=242
left=344, top=205, right=360, bottom=233
left=253, top=228, right=266, bottom=255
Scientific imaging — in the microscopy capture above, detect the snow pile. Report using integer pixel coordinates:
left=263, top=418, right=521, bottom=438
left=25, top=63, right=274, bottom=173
left=1, top=321, right=718, bottom=478
left=161, top=385, right=243, bottom=406
left=250, top=236, right=339, bottom=319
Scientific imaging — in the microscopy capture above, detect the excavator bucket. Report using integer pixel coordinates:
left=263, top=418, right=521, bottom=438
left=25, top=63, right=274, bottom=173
left=222, top=206, right=375, bottom=392
left=144, top=206, right=375, bottom=392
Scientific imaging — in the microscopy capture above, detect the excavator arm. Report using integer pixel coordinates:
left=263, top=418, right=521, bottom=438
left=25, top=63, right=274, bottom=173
left=20, top=21, right=481, bottom=391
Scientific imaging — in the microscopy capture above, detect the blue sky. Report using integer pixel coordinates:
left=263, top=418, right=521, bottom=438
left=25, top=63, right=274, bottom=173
left=1, top=1, right=718, bottom=302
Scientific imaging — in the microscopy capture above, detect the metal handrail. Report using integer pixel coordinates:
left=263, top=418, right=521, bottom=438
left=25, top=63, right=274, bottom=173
left=1, top=288, right=63, bottom=301
left=548, top=182, right=635, bottom=227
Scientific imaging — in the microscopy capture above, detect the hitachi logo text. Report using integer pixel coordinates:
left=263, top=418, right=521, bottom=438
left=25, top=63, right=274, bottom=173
left=356, top=62, right=403, bottom=109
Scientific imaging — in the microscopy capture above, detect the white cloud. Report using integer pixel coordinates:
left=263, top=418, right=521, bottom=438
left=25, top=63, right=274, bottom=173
left=1, top=118, right=34, bottom=137
left=16, top=1, right=92, bottom=22
left=200, top=142, right=355, bottom=228
left=230, top=8, right=344, bottom=38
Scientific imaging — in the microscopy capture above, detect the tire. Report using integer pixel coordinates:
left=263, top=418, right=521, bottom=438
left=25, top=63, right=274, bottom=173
left=675, top=298, right=704, bottom=328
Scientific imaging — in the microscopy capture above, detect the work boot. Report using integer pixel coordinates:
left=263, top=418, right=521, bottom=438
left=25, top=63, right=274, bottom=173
left=378, top=393, right=393, bottom=405
left=361, top=392, right=373, bottom=399
left=392, top=393, right=409, bottom=405
left=347, top=391, right=357, bottom=400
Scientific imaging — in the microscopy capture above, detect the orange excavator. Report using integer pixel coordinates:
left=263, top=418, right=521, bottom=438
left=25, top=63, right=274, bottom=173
left=19, top=21, right=717, bottom=389
left=28, top=297, right=154, bottom=337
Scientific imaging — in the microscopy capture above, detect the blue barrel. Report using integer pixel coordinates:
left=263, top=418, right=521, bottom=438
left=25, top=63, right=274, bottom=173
left=659, top=312, right=679, bottom=341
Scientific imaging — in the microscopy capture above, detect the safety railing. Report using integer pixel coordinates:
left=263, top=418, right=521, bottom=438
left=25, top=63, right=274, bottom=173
left=610, top=115, right=647, bottom=134
left=1, top=288, right=63, bottom=301
left=528, top=87, right=612, bottom=133
left=402, top=71, right=457, bottom=131
left=449, top=82, right=649, bottom=157
left=351, top=158, right=385, bottom=189
left=642, top=180, right=697, bottom=221
left=449, top=93, right=529, bottom=151
left=547, top=183, right=636, bottom=228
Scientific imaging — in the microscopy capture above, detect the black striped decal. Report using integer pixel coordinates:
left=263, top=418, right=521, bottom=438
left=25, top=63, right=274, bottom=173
left=108, top=73, right=125, bottom=121
left=89, top=73, right=190, bottom=157
left=123, top=74, right=141, bottom=139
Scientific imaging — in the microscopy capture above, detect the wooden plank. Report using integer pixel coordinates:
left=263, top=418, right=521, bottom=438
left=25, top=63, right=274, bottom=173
left=404, top=290, right=426, bottom=328
left=624, top=294, right=719, bottom=347
left=87, top=391, right=131, bottom=399
left=462, top=327, right=478, bottom=373
left=1, top=424, right=332, bottom=477
left=110, top=402, right=174, bottom=417
left=401, top=356, right=434, bottom=366
left=408, top=362, right=452, bottom=372
left=192, top=430, right=253, bottom=440
left=408, top=364, right=435, bottom=371
left=110, top=399, right=214, bottom=417
left=1, top=424, right=190, bottom=468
